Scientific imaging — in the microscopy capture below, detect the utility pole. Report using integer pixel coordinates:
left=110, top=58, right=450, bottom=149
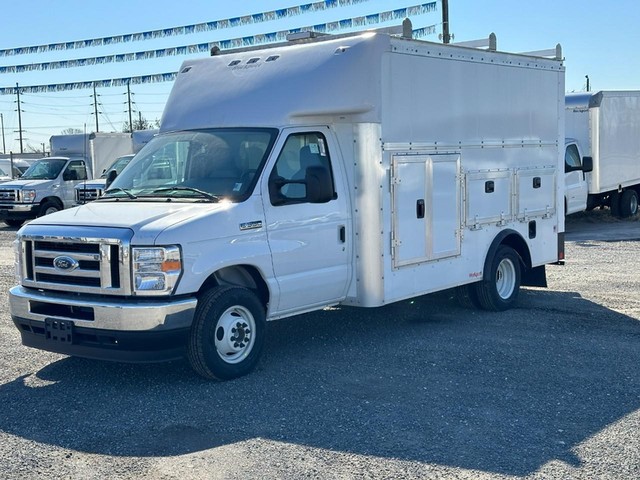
left=441, top=0, right=451, bottom=44
left=15, top=83, right=24, bottom=154
left=92, top=83, right=100, bottom=132
left=0, top=113, right=5, bottom=154
left=126, top=83, right=133, bottom=133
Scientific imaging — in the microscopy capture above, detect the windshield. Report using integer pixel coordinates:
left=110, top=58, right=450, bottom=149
left=100, top=154, right=135, bottom=178
left=20, top=158, right=67, bottom=180
left=104, top=128, right=277, bottom=201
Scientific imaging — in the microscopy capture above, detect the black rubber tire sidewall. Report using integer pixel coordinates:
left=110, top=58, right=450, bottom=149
left=475, top=245, right=521, bottom=312
left=188, top=285, right=266, bottom=381
left=619, top=190, right=638, bottom=218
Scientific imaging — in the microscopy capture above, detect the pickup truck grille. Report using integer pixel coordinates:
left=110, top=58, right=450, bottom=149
left=19, top=227, right=132, bottom=295
left=0, top=188, right=19, bottom=202
left=76, top=188, right=102, bottom=203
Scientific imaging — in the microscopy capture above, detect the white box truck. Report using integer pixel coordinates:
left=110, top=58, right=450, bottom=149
left=0, top=132, right=133, bottom=226
left=564, top=91, right=640, bottom=217
left=75, top=129, right=158, bottom=204
left=9, top=25, right=565, bottom=380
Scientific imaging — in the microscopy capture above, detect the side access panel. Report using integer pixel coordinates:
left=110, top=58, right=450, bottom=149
left=391, top=153, right=461, bottom=268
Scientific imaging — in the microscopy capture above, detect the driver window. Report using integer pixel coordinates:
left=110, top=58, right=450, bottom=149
left=268, top=132, right=335, bottom=206
left=64, top=160, right=88, bottom=181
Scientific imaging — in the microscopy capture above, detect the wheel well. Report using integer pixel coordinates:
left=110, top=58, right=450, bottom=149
left=484, top=230, right=531, bottom=281
left=40, top=197, right=63, bottom=209
left=198, top=265, right=269, bottom=307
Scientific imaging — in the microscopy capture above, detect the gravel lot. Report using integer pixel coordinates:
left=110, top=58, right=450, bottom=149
left=0, top=210, right=638, bottom=479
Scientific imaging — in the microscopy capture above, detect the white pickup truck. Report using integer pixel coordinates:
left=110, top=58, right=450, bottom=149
left=9, top=24, right=565, bottom=380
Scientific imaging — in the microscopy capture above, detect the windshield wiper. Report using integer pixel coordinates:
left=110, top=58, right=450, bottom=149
left=150, top=186, right=219, bottom=202
left=103, top=187, right=137, bottom=199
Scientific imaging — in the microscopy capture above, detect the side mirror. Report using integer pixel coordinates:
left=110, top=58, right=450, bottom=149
left=105, top=170, right=118, bottom=189
left=581, top=156, right=593, bottom=173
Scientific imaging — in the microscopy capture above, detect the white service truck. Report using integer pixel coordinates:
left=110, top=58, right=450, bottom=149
left=75, top=129, right=158, bottom=204
left=9, top=25, right=565, bottom=380
left=564, top=91, right=640, bottom=217
left=0, top=132, right=133, bottom=226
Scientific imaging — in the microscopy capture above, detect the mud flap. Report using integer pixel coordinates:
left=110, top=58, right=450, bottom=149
left=522, top=265, right=547, bottom=288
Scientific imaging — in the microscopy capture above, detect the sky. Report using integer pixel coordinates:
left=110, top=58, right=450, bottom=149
left=0, top=0, right=639, bottom=154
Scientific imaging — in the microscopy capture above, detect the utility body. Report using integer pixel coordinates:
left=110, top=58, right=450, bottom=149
left=564, top=91, right=640, bottom=217
left=0, top=132, right=133, bottom=226
left=9, top=26, right=565, bottom=380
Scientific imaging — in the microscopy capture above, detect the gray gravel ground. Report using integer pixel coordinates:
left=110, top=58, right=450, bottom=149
left=0, top=209, right=639, bottom=479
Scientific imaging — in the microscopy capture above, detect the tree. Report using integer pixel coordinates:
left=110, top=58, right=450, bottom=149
left=122, top=114, right=160, bottom=133
left=61, top=127, right=83, bottom=135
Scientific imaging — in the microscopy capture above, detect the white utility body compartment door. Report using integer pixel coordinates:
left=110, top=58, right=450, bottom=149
left=391, top=153, right=461, bottom=268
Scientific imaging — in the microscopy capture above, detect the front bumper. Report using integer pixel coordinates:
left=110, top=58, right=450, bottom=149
left=10, top=286, right=197, bottom=362
left=0, top=203, right=39, bottom=220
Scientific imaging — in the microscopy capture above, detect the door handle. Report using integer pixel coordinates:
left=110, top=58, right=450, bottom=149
left=339, top=225, right=346, bottom=243
left=416, top=199, right=425, bottom=219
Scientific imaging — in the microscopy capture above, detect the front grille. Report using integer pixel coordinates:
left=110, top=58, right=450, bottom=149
left=0, top=188, right=19, bottom=202
left=19, top=227, right=132, bottom=295
left=76, top=188, right=102, bottom=202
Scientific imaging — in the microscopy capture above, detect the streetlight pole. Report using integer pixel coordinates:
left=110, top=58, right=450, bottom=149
left=0, top=113, right=5, bottom=154
left=442, top=0, right=451, bottom=44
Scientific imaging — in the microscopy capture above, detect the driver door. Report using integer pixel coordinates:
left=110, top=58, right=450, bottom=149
left=262, top=128, right=351, bottom=314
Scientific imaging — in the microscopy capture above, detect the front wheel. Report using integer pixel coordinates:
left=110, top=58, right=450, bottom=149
left=39, top=201, right=60, bottom=216
left=188, top=285, right=266, bottom=381
left=475, top=245, right=521, bottom=311
left=4, top=219, right=23, bottom=228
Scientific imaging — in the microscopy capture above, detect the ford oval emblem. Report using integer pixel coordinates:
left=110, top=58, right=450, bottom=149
left=53, top=255, right=79, bottom=272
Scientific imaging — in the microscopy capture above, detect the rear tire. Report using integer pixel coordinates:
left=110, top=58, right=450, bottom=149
left=455, top=284, right=481, bottom=309
left=475, top=245, right=521, bottom=312
left=188, top=285, right=266, bottom=381
left=619, top=189, right=639, bottom=218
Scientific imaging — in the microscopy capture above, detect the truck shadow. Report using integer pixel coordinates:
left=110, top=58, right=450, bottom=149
left=0, top=289, right=638, bottom=476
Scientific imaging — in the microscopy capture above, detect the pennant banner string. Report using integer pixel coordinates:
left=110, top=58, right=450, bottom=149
left=0, top=0, right=381, bottom=58
left=0, top=24, right=437, bottom=95
left=0, top=3, right=437, bottom=74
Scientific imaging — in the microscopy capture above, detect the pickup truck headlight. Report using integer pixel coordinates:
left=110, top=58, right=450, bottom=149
left=132, top=246, right=182, bottom=295
left=22, top=190, right=36, bottom=203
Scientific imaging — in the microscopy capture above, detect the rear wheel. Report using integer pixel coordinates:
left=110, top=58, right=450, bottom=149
left=188, top=285, right=266, bottom=381
left=475, top=245, right=521, bottom=311
left=619, top=189, right=639, bottom=218
left=455, top=284, right=481, bottom=309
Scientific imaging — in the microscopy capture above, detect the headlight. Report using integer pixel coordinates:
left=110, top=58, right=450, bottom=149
left=22, top=190, right=36, bottom=203
left=132, top=246, right=182, bottom=295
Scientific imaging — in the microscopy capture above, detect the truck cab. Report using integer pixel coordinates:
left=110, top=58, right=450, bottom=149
left=0, top=157, right=88, bottom=227
left=75, top=153, right=135, bottom=204
left=564, top=139, right=592, bottom=215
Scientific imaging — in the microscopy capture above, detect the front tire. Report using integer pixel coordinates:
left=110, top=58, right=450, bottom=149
left=475, top=245, right=521, bottom=311
left=4, top=219, right=23, bottom=228
left=188, top=285, right=266, bottom=381
left=39, top=201, right=60, bottom=216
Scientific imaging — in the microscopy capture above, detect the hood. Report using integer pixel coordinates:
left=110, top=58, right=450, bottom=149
left=0, top=179, right=52, bottom=189
left=76, top=179, right=107, bottom=189
left=29, top=201, right=229, bottom=240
